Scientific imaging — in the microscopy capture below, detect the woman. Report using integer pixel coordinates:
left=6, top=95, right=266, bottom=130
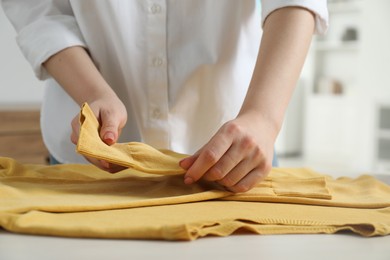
left=2, top=0, right=328, bottom=192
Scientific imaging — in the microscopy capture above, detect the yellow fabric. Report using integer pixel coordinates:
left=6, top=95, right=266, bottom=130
left=1, top=158, right=390, bottom=240
left=226, top=168, right=390, bottom=209
left=76, top=103, right=187, bottom=175
left=1, top=103, right=389, bottom=240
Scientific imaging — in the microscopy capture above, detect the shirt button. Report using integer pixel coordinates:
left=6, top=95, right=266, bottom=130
left=151, top=108, right=161, bottom=119
left=150, top=4, right=161, bottom=14
left=153, top=57, right=163, bottom=67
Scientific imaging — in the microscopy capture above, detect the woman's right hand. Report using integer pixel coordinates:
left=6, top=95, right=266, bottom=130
left=43, top=46, right=129, bottom=173
left=70, top=96, right=128, bottom=173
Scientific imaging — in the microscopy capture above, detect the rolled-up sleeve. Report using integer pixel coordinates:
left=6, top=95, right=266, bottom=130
left=1, top=0, right=86, bottom=80
left=261, top=0, right=329, bottom=35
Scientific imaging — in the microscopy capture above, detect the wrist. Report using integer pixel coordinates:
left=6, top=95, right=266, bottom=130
left=237, top=108, right=281, bottom=142
left=44, top=46, right=117, bottom=106
left=83, top=83, right=118, bottom=105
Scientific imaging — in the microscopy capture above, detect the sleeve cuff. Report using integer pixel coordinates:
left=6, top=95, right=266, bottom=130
left=261, top=0, right=329, bottom=35
left=16, top=16, right=87, bottom=80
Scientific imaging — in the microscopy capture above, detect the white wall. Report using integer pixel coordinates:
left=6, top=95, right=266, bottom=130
left=0, top=6, right=44, bottom=107
left=300, top=0, right=390, bottom=173
left=356, top=0, right=390, bottom=171
left=359, top=0, right=390, bottom=99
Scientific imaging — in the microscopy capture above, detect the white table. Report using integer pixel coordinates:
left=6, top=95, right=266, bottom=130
left=1, top=231, right=390, bottom=260
left=1, top=175, right=390, bottom=260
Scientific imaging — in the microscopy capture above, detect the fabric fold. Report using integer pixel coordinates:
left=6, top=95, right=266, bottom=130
left=0, top=158, right=230, bottom=214
left=1, top=201, right=389, bottom=240
left=225, top=168, right=390, bottom=209
left=271, top=176, right=331, bottom=200
left=1, top=157, right=390, bottom=240
left=1, top=103, right=390, bottom=240
left=76, top=103, right=188, bottom=175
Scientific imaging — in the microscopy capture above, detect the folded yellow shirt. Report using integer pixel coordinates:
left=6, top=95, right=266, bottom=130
left=1, top=103, right=389, bottom=240
left=1, top=158, right=390, bottom=240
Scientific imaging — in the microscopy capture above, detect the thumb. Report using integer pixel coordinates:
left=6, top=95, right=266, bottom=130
left=99, top=110, right=120, bottom=145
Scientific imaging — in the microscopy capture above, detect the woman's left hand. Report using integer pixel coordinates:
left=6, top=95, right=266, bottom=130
left=180, top=112, right=276, bottom=193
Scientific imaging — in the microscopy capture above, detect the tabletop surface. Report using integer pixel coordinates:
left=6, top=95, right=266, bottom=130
left=1, top=174, right=390, bottom=260
left=1, top=231, right=390, bottom=260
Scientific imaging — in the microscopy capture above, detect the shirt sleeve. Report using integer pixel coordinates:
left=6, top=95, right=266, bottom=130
left=1, top=0, right=87, bottom=80
left=261, top=0, right=329, bottom=35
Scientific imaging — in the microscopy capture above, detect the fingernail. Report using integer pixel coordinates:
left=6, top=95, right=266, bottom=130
left=103, top=132, right=115, bottom=143
left=184, top=176, right=194, bottom=185
left=100, top=160, right=110, bottom=169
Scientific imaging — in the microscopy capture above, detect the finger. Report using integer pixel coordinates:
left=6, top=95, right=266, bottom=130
left=179, top=153, right=199, bottom=170
left=102, top=161, right=127, bottom=174
left=99, top=109, right=120, bottom=145
left=202, top=131, right=260, bottom=182
left=202, top=145, right=244, bottom=182
left=99, top=159, right=110, bottom=169
left=216, top=144, right=265, bottom=186
left=85, top=156, right=106, bottom=170
left=228, top=166, right=270, bottom=193
left=184, top=132, right=232, bottom=184
left=85, top=156, right=126, bottom=173
left=70, top=116, right=81, bottom=145
left=94, top=159, right=125, bottom=173
left=215, top=159, right=255, bottom=187
left=70, top=131, right=78, bottom=145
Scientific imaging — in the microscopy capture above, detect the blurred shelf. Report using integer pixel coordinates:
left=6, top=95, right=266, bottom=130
left=327, top=0, right=363, bottom=13
left=315, top=41, right=360, bottom=52
left=307, top=94, right=353, bottom=100
left=378, top=130, right=390, bottom=139
left=376, top=161, right=390, bottom=172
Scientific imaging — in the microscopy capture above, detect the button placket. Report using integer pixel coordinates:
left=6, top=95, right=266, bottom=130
left=146, top=0, right=170, bottom=147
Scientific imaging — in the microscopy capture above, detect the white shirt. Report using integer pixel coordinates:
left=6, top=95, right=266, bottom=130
left=2, top=0, right=328, bottom=163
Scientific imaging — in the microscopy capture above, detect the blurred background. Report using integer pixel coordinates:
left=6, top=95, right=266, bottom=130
left=276, top=0, right=390, bottom=175
left=1, top=0, right=389, bottom=175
